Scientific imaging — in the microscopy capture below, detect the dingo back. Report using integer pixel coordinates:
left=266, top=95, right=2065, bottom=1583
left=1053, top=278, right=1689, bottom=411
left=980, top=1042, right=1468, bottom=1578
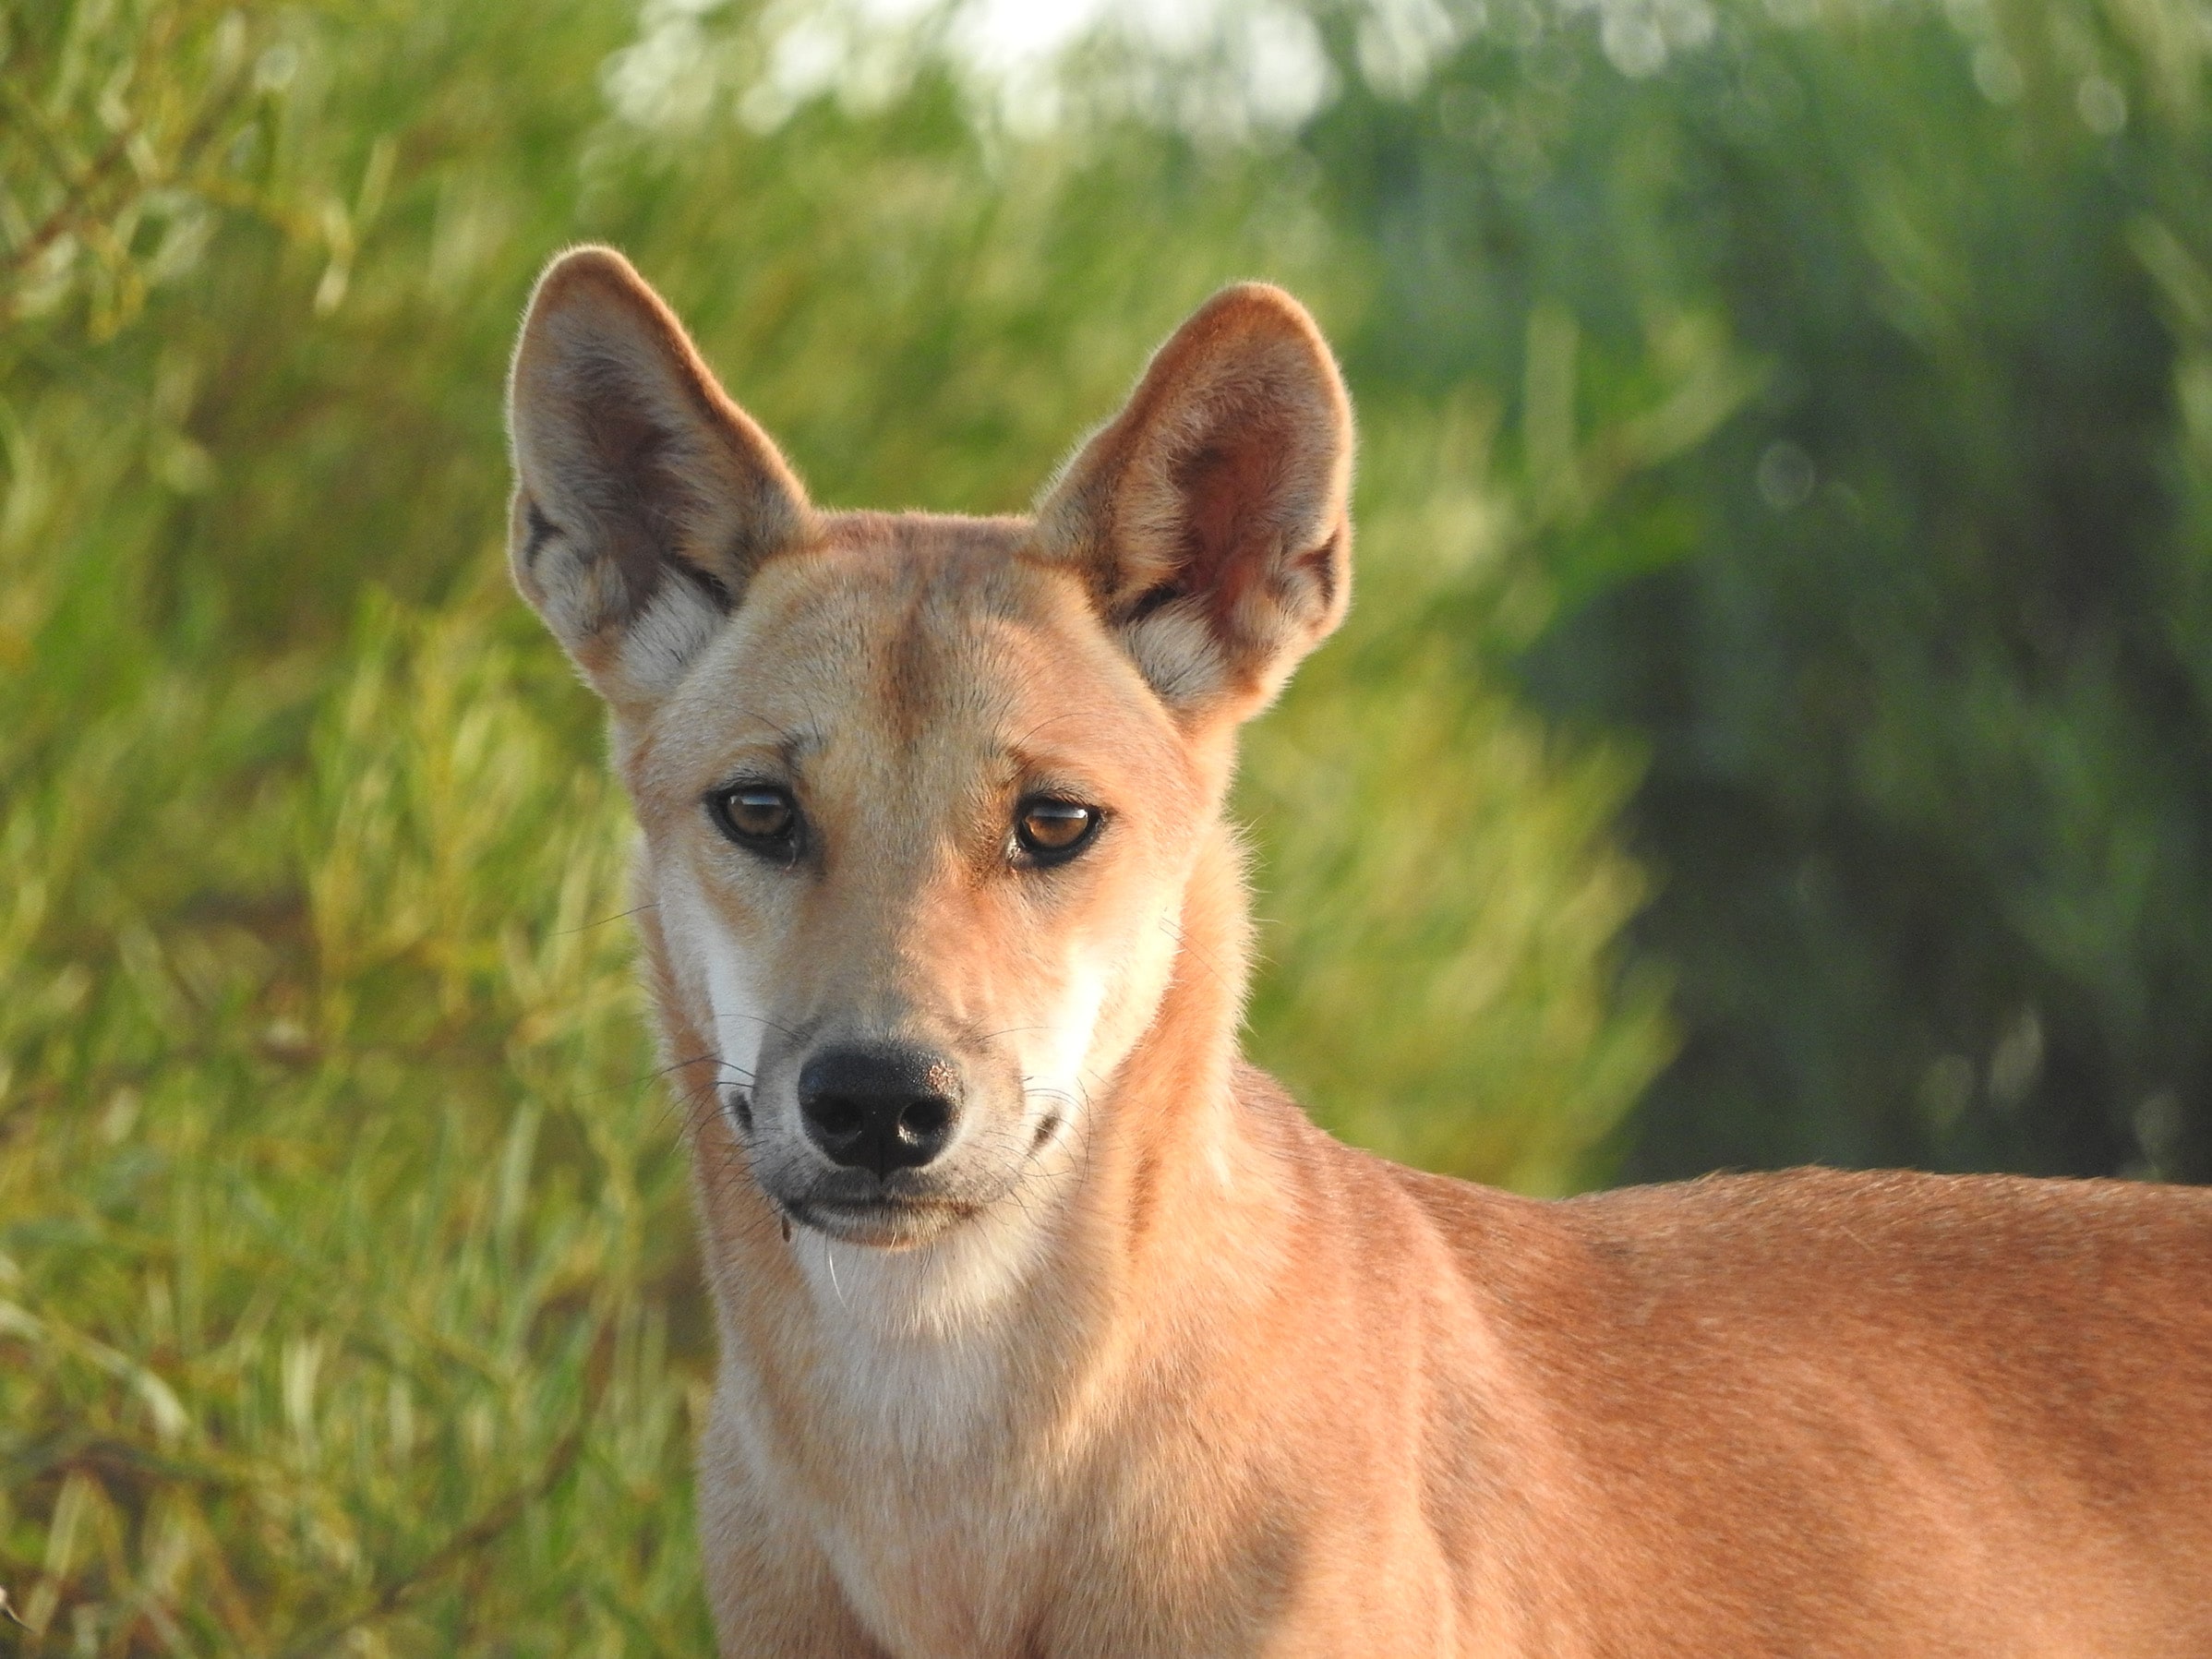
left=508, top=246, right=2212, bottom=1657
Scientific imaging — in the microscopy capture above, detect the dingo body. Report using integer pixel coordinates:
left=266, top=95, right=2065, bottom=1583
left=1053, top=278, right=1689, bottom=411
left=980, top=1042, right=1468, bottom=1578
left=507, top=249, right=2212, bottom=1656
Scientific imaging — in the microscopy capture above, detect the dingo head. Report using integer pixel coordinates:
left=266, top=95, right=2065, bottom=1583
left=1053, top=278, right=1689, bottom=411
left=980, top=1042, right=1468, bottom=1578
left=508, top=248, right=1351, bottom=1256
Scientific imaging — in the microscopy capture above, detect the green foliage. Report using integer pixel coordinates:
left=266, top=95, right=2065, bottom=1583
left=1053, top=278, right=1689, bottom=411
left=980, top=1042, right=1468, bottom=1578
left=0, top=585, right=698, bottom=1652
left=1245, top=398, right=1674, bottom=1194
left=0, top=0, right=1665, bottom=1645
left=1306, top=0, right=2212, bottom=1184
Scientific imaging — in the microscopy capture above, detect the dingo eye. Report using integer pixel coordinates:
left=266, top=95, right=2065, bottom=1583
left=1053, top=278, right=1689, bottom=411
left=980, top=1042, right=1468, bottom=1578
left=1015, top=798, right=1100, bottom=863
left=708, top=784, right=799, bottom=857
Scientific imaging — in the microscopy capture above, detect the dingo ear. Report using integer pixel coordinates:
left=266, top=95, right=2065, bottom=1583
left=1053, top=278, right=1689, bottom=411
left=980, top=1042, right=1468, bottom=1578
left=1036, top=283, right=1353, bottom=717
left=506, top=246, right=809, bottom=712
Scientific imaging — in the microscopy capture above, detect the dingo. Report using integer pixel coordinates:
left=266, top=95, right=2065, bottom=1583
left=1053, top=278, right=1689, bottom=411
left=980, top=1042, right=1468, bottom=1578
left=507, top=247, right=2212, bottom=1656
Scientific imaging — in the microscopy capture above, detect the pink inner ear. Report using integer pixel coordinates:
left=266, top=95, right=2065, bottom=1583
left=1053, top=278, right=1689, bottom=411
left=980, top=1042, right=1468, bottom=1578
left=1175, top=410, right=1296, bottom=623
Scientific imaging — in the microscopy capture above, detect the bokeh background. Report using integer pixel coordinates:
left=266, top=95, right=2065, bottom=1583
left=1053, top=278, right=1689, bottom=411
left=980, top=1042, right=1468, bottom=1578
left=6, top=0, right=2211, bottom=1647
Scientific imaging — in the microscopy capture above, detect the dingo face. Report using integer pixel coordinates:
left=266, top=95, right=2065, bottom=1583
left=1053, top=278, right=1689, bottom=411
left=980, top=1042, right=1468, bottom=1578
left=507, top=249, right=1351, bottom=1260
left=634, top=527, right=1205, bottom=1248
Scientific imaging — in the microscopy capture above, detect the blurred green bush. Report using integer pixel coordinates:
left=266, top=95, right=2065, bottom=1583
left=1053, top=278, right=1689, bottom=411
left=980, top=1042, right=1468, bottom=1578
left=8, top=0, right=2205, bottom=1646
left=1304, top=0, right=2212, bottom=1184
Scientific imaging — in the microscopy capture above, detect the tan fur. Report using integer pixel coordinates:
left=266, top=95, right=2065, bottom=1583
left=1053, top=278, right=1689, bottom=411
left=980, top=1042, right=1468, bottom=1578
left=508, top=246, right=2212, bottom=1657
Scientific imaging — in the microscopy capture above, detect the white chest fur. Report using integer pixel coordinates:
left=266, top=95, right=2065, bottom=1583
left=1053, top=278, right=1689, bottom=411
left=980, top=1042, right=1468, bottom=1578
left=715, top=1222, right=1074, bottom=1657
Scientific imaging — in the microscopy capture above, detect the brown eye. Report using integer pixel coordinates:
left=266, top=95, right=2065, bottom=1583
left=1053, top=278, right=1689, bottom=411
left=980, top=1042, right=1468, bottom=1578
left=708, top=784, right=799, bottom=857
left=1016, top=798, right=1100, bottom=863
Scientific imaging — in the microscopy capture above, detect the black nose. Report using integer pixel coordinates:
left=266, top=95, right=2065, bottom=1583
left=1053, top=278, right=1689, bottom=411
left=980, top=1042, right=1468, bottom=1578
left=797, top=1045, right=959, bottom=1178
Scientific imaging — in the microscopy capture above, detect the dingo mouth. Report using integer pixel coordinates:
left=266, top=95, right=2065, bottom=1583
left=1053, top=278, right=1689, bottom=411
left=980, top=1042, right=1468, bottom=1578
left=783, top=1195, right=980, bottom=1248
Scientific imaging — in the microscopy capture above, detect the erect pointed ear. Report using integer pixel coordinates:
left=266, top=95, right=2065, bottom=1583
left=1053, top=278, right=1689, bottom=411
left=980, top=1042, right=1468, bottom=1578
left=506, top=246, right=810, bottom=713
left=1034, top=283, right=1353, bottom=718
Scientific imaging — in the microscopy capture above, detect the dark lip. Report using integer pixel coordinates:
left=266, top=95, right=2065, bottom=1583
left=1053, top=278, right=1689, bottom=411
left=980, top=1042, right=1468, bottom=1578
left=784, top=1194, right=977, bottom=1244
